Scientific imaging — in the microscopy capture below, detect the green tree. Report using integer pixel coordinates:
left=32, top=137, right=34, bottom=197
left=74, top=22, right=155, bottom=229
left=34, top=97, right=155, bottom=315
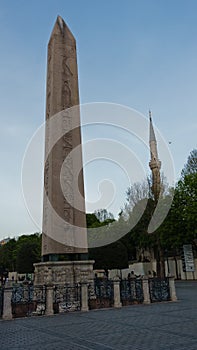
left=87, top=213, right=128, bottom=269
left=89, top=240, right=128, bottom=270
left=181, top=149, right=197, bottom=178
left=86, top=213, right=101, bottom=228
left=124, top=179, right=174, bottom=277
left=94, top=209, right=114, bottom=223
left=16, top=233, right=41, bottom=273
left=122, top=198, right=156, bottom=260
left=0, top=238, right=17, bottom=271
left=168, top=174, right=197, bottom=246
left=157, top=150, right=197, bottom=259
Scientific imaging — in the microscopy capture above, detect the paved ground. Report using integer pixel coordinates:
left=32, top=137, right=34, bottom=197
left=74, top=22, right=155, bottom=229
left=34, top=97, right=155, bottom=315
left=0, top=281, right=197, bottom=350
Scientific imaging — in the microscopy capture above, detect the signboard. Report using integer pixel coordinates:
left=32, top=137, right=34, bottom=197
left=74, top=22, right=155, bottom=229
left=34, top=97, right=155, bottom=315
left=182, top=244, right=195, bottom=272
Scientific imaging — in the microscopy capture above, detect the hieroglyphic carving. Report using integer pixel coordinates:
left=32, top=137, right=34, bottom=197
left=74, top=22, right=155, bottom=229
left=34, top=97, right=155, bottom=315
left=61, top=104, right=74, bottom=227
left=63, top=133, right=72, bottom=150
left=62, top=59, right=73, bottom=109
left=44, top=160, right=49, bottom=196
left=42, top=42, right=52, bottom=241
left=66, top=46, right=76, bottom=59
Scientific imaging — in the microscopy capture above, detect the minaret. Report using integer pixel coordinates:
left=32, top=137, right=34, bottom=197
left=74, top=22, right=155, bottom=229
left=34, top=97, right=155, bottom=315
left=149, top=111, right=161, bottom=202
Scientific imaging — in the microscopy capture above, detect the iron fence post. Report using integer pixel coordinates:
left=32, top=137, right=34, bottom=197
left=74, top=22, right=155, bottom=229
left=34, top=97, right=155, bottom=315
left=81, top=282, right=89, bottom=312
left=2, top=281, right=13, bottom=320
left=113, top=277, right=122, bottom=308
left=169, top=276, right=177, bottom=301
left=142, top=277, right=151, bottom=304
left=45, top=284, right=54, bottom=315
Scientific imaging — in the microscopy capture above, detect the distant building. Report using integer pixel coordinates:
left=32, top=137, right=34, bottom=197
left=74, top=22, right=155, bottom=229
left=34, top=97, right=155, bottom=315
left=0, top=238, right=10, bottom=246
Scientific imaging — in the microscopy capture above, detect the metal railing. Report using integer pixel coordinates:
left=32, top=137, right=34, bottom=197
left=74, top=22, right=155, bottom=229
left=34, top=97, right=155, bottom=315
left=54, top=284, right=81, bottom=312
left=89, top=278, right=114, bottom=309
left=149, top=277, right=170, bottom=302
left=11, top=283, right=46, bottom=317
left=33, top=285, right=46, bottom=315
left=120, top=278, right=144, bottom=305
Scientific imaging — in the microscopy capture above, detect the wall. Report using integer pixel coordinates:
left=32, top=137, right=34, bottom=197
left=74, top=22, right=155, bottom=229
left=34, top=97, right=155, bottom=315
left=108, top=258, right=197, bottom=280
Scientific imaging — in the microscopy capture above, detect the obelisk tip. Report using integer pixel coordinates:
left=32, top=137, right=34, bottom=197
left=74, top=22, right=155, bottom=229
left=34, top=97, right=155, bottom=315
left=57, top=15, right=64, bottom=34
left=49, top=16, right=76, bottom=45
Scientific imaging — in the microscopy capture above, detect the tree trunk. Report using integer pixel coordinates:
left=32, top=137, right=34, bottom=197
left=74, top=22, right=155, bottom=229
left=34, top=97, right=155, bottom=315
left=156, top=239, right=165, bottom=278
left=174, top=256, right=179, bottom=279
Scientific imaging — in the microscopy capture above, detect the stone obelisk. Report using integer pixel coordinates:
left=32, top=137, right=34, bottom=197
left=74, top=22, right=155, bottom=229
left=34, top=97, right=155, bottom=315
left=34, top=17, right=93, bottom=302
left=42, top=16, right=88, bottom=261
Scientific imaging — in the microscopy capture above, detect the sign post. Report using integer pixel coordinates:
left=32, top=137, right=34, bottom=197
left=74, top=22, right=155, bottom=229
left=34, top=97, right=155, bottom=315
left=182, top=245, right=195, bottom=279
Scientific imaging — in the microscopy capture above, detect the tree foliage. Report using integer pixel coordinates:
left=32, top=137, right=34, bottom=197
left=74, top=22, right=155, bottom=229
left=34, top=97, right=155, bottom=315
left=94, top=209, right=114, bottom=223
left=0, top=238, right=17, bottom=272
left=125, top=179, right=151, bottom=213
left=16, top=234, right=41, bottom=273
left=181, top=149, right=197, bottom=178
left=0, top=149, right=196, bottom=274
left=122, top=149, right=197, bottom=261
left=0, top=233, right=41, bottom=274
left=89, top=241, right=128, bottom=270
left=86, top=213, right=101, bottom=228
left=156, top=151, right=197, bottom=254
left=87, top=213, right=128, bottom=269
left=161, top=173, right=197, bottom=250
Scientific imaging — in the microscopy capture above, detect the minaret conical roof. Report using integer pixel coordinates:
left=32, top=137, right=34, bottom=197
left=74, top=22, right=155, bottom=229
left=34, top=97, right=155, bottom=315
left=149, top=110, right=156, bottom=142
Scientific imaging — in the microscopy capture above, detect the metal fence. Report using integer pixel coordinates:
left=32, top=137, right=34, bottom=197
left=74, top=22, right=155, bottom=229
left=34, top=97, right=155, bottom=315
left=149, top=278, right=170, bottom=302
left=1, top=276, right=174, bottom=318
left=33, top=285, right=46, bottom=315
left=120, top=278, right=144, bottom=305
left=11, top=282, right=81, bottom=316
left=54, top=284, right=81, bottom=312
left=11, top=283, right=46, bottom=317
left=89, top=278, right=114, bottom=309
left=11, top=283, right=34, bottom=317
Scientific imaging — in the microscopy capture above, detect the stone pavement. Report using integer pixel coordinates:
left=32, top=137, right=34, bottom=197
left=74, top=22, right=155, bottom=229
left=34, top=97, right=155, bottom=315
left=0, top=281, right=197, bottom=350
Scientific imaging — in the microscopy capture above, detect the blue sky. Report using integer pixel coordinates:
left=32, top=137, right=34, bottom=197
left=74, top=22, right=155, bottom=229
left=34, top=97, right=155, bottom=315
left=0, top=0, right=197, bottom=239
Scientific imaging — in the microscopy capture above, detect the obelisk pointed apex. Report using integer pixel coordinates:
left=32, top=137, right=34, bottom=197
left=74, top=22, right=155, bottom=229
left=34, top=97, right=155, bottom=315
left=49, top=15, right=76, bottom=43
left=57, top=15, right=64, bottom=33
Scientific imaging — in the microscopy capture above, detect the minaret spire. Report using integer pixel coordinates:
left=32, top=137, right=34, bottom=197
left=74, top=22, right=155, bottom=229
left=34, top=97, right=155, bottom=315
left=149, top=111, right=161, bottom=202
